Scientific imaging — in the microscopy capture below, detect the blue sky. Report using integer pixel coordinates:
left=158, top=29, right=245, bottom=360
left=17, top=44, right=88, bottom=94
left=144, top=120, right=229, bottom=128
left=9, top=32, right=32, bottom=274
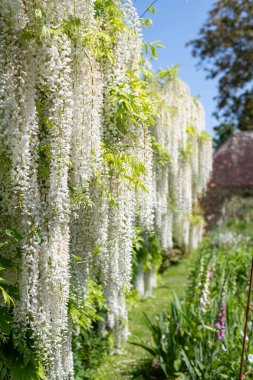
left=135, top=0, right=218, bottom=135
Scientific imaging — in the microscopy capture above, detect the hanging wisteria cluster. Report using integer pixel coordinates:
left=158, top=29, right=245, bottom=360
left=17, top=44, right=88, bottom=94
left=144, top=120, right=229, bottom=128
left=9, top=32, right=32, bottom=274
left=153, top=75, right=213, bottom=252
left=0, top=0, right=212, bottom=378
left=133, top=73, right=213, bottom=296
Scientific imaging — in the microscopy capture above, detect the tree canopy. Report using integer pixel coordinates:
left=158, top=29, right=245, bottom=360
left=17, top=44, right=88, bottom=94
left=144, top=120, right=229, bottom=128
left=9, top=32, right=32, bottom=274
left=189, top=0, right=253, bottom=146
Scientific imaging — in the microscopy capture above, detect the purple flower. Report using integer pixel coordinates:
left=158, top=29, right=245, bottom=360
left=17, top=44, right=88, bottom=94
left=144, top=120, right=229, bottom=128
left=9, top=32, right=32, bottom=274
left=214, top=301, right=226, bottom=341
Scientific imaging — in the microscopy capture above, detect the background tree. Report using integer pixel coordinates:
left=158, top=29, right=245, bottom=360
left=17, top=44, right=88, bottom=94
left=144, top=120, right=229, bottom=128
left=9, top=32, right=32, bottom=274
left=213, top=123, right=236, bottom=149
left=188, top=0, right=253, bottom=147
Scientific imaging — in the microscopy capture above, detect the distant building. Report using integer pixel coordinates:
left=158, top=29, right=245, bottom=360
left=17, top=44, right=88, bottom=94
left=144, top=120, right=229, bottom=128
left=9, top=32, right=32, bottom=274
left=202, top=131, right=253, bottom=229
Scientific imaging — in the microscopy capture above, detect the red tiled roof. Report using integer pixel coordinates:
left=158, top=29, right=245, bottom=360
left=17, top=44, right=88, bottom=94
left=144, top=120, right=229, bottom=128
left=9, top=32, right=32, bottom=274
left=209, top=131, right=253, bottom=187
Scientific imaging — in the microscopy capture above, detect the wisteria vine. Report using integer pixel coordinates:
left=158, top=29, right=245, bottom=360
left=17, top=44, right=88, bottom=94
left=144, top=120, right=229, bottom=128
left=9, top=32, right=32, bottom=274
left=0, top=0, right=212, bottom=378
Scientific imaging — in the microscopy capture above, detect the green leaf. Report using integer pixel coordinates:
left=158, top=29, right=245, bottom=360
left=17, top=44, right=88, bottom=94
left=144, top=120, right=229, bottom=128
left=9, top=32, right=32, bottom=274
left=0, top=287, right=14, bottom=307
left=93, top=246, right=100, bottom=256
left=0, top=307, right=11, bottom=334
left=174, top=358, right=181, bottom=371
left=128, top=341, right=157, bottom=356
left=181, top=349, right=197, bottom=380
left=37, top=363, right=48, bottom=379
left=142, top=18, right=153, bottom=27
left=151, top=45, right=157, bottom=59
left=155, top=43, right=165, bottom=49
left=145, top=41, right=149, bottom=55
left=73, top=255, right=83, bottom=262
left=147, top=6, right=157, bottom=14
left=35, top=8, right=42, bottom=18
left=0, top=241, right=9, bottom=250
left=5, top=229, right=24, bottom=241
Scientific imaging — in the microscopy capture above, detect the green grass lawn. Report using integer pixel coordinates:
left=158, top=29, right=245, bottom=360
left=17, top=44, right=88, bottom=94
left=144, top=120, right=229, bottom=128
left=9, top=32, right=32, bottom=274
left=96, top=253, right=196, bottom=380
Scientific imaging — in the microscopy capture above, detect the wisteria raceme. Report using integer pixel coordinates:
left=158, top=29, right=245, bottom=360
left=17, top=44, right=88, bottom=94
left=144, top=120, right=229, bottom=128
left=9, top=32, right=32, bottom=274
left=155, top=166, right=173, bottom=250
left=37, top=33, right=74, bottom=379
left=152, top=100, right=173, bottom=250
left=98, top=0, right=145, bottom=340
left=0, top=1, right=74, bottom=378
left=189, top=218, right=204, bottom=250
left=144, top=265, right=157, bottom=297
left=136, top=129, right=155, bottom=231
left=0, top=14, right=42, bottom=345
left=152, top=76, right=212, bottom=250
left=118, top=0, right=142, bottom=71
left=0, top=0, right=45, bottom=362
left=101, top=178, right=136, bottom=341
left=102, top=0, right=142, bottom=142
left=198, top=134, right=213, bottom=196
left=71, top=0, right=102, bottom=192
left=71, top=53, right=102, bottom=190
left=134, top=263, right=145, bottom=296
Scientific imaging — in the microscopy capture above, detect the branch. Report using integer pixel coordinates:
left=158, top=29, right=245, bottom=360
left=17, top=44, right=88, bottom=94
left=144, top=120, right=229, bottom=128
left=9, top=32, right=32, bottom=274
left=140, top=0, right=159, bottom=19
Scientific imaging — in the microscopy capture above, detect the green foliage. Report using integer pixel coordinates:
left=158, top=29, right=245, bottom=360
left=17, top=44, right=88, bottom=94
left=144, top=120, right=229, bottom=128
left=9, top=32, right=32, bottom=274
left=139, top=0, right=158, bottom=22
left=131, top=298, right=189, bottom=378
left=101, top=144, right=147, bottom=194
left=0, top=241, right=19, bottom=311
left=218, top=196, right=253, bottom=240
left=71, top=279, right=113, bottom=380
left=222, top=196, right=253, bottom=227
left=133, top=230, right=163, bottom=271
left=0, top=229, right=47, bottom=380
left=143, top=65, right=180, bottom=100
left=213, top=123, right=236, bottom=150
left=0, top=270, right=15, bottom=308
left=0, top=264, right=46, bottom=380
left=19, top=0, right=124, bottom=65
left=141, top=17, right=153, bottom=27
left=143, top=40, right=165, bottom=60
left=140, top=1, right=156, bottom=32
left=0, top=150, right=11, bottom=175
left=198, top=130, right=212, bottom=143
left=73, top=327, right=113, bottom=380
left=180, top=140, right=194, bottom=162
left=84, top=0, right=126, bottom=62
left=181, top=126, right=199, bottom=162
left=145, top=5, right=157, bottom=15
left=151, top=137, right=171, bottom=167
left=94, top=0, right=124, bottom=34
left=157, top=65, right=180, bottom=84
left=69, top=279, right=105, bottom=331
left=140, top=65, right=180, bottom=129
left=186, top=125, right=197, bottom=138
left=189, top=0, right=253, bottom=132
left=133, top=225, right=253, bottom=379
left=107, top=71, right=157, bottom=137
left=191, top=213, right=203, bottom=226
left=0, top=321, right=47, bottom=380
left=69, top=185, right=94, bottom=207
